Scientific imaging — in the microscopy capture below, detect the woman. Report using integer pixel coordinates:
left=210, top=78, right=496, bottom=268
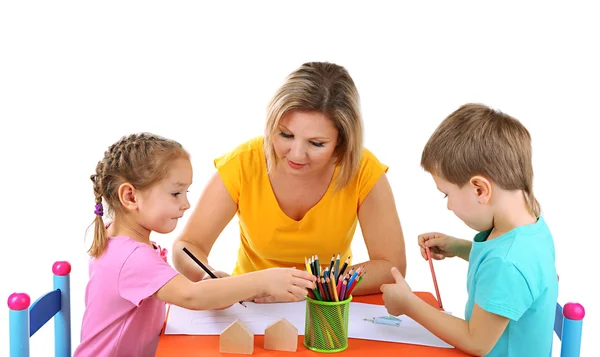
left=173, top=62, right=406, bottom=301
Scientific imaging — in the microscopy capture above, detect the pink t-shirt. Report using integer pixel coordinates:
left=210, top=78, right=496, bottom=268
left=74, top=236, right=179, bottom=357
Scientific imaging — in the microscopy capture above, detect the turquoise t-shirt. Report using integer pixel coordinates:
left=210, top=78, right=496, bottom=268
left=465, top=216, right=558, bottom=357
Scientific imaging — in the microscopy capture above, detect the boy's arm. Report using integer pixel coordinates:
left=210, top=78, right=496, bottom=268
left=456, top=239, right=472, bottom=261
left=405, top=296, right=508, bottom=356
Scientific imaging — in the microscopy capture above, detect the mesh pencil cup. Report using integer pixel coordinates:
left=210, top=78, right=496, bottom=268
left=304, top=295, right=352, bottom=353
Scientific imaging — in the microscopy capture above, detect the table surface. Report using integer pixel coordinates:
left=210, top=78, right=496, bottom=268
left=155, top=292, right=470, bottom=356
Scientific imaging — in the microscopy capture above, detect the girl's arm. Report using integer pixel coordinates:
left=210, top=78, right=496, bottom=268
left=353, top=175, right=407, bottom=295
left=172, top=172, right=237, bottom=281
left=404, top=297, right=509, bottom=356
left=155, top=268, right=316, bottom=311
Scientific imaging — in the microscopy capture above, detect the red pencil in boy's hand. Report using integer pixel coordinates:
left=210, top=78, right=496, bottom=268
left=425, top=246, right=443, bottom=309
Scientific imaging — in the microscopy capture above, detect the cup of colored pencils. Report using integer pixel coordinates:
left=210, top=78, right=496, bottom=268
left=303, top=254, right=366, bottom=353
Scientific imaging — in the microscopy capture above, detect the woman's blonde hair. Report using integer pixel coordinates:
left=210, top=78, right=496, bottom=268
left=421, top=103, right=541, bottom=217
left=264, top=62, right=363, bottom=189
left=89, top=132, right=189, bottom=258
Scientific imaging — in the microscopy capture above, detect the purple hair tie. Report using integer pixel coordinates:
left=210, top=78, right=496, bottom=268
left=94, top=203, right=104, bottom=216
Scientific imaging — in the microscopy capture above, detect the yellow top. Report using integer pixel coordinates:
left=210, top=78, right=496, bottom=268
left=214, top=136, right=389, bottom=275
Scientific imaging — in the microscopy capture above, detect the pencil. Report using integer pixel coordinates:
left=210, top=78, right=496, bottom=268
left=305, top=257, right=313, bottom=275
left=317, top=278, right=326, bottom=301
left=322, top=277, right=331, bottom=301
left=338, top=256, right=349, bottom=277
left=334, top=253, right=340, bottom=280
left=182, top=247, right=247, bottom=308
left=329, top=272, right=339, bottom=302
left=425, top=246, right=443, bottom=309
left=339, top=279, right=347, bottom=300
left=328, top=254, right=335, bottom=274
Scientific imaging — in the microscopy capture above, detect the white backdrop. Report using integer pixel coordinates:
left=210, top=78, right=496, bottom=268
left=1, top=2, right=597, bottom=356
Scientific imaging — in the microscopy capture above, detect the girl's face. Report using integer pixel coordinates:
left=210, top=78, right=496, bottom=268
left=272, top=110, right=339, bottom=177
left=136, top=157, right=192, bottom=234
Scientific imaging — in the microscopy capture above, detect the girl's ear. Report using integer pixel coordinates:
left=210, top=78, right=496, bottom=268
left=470, top=175, right=492, bottom=204
left=118, top=183, right=138, bottom=211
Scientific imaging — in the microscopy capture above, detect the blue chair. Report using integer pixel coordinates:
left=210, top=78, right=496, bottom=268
left=554, top=300, right=585, bottom=357
left=7, top=261, right=71, bottom=357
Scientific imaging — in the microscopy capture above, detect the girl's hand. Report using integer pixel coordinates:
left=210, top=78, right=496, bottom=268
left=380, top=267, right=416, bottom=316
left=418, top=232, right=461, bottom=260
left=249, top=294, right=306, bottom=304
left=258, top=268, right=316, bottom=302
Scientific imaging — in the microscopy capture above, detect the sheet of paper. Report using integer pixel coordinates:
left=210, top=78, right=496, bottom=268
left=348, top=302, right=453, bottom=348
left=165, top=301, right=453, bottom=349
left=164, top=301, right=306, bottom=335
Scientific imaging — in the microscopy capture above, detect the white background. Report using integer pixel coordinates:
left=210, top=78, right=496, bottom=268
left=1, top=2, right=598, bottom=356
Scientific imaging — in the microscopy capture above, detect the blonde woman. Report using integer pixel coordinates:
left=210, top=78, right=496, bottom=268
left=173, top=62, right=406, bottom=302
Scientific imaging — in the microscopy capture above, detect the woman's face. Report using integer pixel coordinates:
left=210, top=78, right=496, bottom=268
left=272, top=110, right=339, bottom=177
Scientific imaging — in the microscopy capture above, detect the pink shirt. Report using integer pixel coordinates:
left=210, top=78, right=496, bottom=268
left=74, top=236, right=179, bottom=357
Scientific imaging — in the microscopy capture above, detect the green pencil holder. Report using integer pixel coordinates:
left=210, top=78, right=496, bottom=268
left=304, top=295, right=352, bottom=353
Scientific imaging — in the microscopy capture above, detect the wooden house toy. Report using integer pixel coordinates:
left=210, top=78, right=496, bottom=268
left=219, top=318, right=254, bottom=355
left=264, top=317, right=298, bottom=352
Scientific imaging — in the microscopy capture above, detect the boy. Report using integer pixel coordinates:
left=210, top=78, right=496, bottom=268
left=381, top=104, right=558, bottom=356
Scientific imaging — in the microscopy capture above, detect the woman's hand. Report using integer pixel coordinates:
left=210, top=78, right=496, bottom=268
left=201, top=270, right=231, bottom=280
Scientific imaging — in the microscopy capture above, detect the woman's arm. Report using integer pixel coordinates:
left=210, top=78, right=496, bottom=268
left=353, top=174, right=407, bottom=295
left=172, top=172, right=237, bottom=282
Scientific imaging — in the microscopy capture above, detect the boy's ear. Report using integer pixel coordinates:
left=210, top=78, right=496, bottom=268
left=118, top=183, right=138, bottom=211
left=470, top=175, right=492, bottom=204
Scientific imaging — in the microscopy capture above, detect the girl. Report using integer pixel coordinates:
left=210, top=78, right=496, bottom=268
left=74, top=133, right=316, bottom=357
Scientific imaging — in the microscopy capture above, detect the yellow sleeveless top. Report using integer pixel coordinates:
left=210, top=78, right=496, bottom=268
left=214, top=136, right=388, bottom=275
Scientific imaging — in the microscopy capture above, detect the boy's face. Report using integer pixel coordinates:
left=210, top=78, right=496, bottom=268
left=431, top=174, right=493, bottom=232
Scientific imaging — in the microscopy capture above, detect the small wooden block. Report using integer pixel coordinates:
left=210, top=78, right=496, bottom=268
left=264, top=317, right=298, bottom=352
left=219, top=318, right=254, bottom=355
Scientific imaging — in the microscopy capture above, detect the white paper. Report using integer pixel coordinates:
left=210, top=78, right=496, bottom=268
left=348, top=302, right=453, bottom=348
left=165, top=301, right=453, bottom=349
left=164, top=301, right=306, bottom=335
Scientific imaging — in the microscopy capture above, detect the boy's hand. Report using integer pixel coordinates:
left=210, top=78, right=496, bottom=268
left=418, top=232, right=460, bottom=260
left=259, top=268, right=316, bottom=302
left=380, top=267, right=415, bottom=316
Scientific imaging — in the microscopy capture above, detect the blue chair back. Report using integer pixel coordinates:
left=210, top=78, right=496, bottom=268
left=7, top=261, right=72, bottom=357
left=553, top=271, right=585, bottom=357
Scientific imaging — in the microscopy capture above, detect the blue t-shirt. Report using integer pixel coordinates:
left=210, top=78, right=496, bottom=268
left=465, top=216, right=558, bottom=357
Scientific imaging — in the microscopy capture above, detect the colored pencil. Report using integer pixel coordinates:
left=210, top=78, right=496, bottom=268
left=338, top=256, right=350, bottom=277
left=182, top=247, right=247, bottom=307
left=339, top=279, right=347, bottom=300
left=305, top=257, right=313, bottom=275
left=328, top=254, right=335, bottom=274
left=426, top=246, right=443, bottom=308
left=334, top=253, right=341, bottom=280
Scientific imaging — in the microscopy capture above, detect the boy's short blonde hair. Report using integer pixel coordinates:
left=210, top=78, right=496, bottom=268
left=421, top=103, right=540, bottom=217
left=264, top=61, right=363, bottom=189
